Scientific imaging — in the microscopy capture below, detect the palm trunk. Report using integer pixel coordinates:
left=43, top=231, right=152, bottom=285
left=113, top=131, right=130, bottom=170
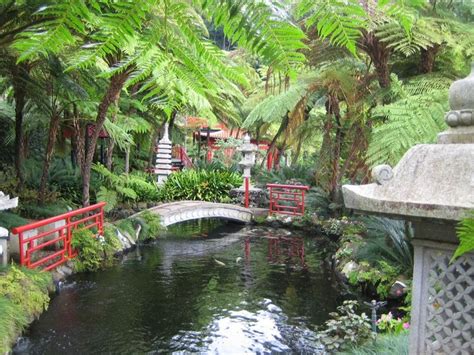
left=81, top=71, right=129, bottom=206
left=39, top=111, right=61, bottom=203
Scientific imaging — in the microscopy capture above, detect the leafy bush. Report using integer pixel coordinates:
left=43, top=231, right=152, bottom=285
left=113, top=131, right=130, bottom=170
left=318, top=300, right=374, bottom=352
left=347, top=260, right=401, bottom=299
left=131, top=211, right=163, bottom=241
left=71, top=228, right=121, bottom=272
left=0, top=212, right=29, bottom=230
left=376, top=312, right=410, bottom=334
left=159, top=169, right=242, bottom=202
left=93, top=163, right=159, bottom=211
left=71, top=229, right=103, bottom=272
left=356, top=217, right=413, bottom=274
left=0, top=265, right=52, bottom=353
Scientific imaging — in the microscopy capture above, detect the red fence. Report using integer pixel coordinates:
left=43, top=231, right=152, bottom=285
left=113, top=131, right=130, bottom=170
left=172, top=145, right=193, bottom=169
left=267, top=183, right=309, bottom=216
left=11, top=202, right=106, bottom=271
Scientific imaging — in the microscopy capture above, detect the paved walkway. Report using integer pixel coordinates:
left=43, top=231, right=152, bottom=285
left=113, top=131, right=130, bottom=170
left=147, top=201, right=264, bottom=226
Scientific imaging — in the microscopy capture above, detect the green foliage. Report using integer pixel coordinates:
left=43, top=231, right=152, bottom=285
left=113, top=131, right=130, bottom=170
left=71, top=228, right=120, bottom=272
left=453, top=212, right=474, bottom=261
left=318, top=300, right=374, bottom=352
left=0, top=265, right=52, bottom=353
left=71, top=229, right=103, bottom=272
left=93, top=164, right=159, bottom=211
left=376, top=312, right=410, bottom=335
left=367, top=76, right=449, bottom=167
left=131, top=211, right=163, bottom=241
left=0, top=212, right=28, bottom=230
left=343, top=332, right=409, bottom=355
left=348, top=260, right=401, bottom=299
left=255, top=164, right=314, bottom=187
left=357, top=217, right=414, bottom=274
left=159, top=169, right=242, bottom=202
left=116, top=219, right=136, bottom=238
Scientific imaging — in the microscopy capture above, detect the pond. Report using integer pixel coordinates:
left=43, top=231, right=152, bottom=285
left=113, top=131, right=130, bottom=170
left=14, top=219, right=344, bottom=354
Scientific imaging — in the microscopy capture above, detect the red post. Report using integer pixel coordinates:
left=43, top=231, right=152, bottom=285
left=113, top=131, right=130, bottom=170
left=244, top=176, right=250, bottom=208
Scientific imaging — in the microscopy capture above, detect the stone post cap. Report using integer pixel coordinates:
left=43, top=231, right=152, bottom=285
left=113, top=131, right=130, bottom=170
left=438, top=62, right=474, bottom=143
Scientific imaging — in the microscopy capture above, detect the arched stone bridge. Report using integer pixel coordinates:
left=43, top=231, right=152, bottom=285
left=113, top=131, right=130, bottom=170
left=148, top=201, right=259, bottom=227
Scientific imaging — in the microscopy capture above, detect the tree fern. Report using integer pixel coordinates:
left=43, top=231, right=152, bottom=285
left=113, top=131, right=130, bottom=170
left=367, top=76, right=450, bottom=167
left=452, top=212, right=474, bottom=261
left=297, top=0, right=366, bottom=55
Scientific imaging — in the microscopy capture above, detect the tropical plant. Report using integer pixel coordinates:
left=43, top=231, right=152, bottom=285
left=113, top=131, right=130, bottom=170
left=452, top=212, right=474, bottom=261
left=357, top=217, right=414, bottom=274
left=93, top=163, right=159, bottom=211
left=159, top=169, right=242, bottom=202
left=318, top=300, right=374, bottom=352
left=71, top=228, right=120, bottom=272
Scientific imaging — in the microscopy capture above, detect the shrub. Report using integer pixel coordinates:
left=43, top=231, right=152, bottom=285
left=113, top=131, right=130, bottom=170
left=159, top=169, right=242, bottom=202
left=71, top=228, right=121, bottom=272
left=71, top=229, right=104, bottom=272
left=318, top=300, right=374, bottom=352
left=0, top=212, right=29, bottom=230
left=93, top=163, right=159, bottom=211
left=0, top=265, right=52, bottom=353
left=132, top=211, right=163, bottom=241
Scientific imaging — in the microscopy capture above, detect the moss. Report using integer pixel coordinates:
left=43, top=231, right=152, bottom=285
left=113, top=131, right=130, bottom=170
left=0, top=265, right=53, bottom=353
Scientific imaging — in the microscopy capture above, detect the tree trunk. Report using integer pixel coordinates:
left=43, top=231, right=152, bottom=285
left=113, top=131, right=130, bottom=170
left=361, top=32, right=391, bottom=89
left=11, top=62, right=29, bottom=187
left=71, top=103, right=85, bottom=169
left=39, top=111, right=61, bottom=203
left=124, top=146, right=130, bottom=174
left=419, top=44, right=440, bottom=74
left=81, top=71, right=129, bottom=207
left=105, top=98, right=119, bottom=170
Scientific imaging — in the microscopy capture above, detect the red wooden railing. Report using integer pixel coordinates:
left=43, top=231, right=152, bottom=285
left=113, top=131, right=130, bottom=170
left=173, top=145, right=193, bottom=168
left=11, top=202, right=106, bottom=271
left=267, top=183, right=309, bottom=216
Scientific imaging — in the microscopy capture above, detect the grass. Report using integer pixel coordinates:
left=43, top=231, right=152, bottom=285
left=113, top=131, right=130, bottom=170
left=343, top=332, right=409, bottom=355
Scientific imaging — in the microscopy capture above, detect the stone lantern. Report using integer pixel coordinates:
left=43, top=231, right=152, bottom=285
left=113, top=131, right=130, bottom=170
left=155, top=123, right=173, bottom=185
left=343, top=65, right=474, bottom=354
left=0, top=192, right=19, bottom=266
left=237, top=134, right=258, bottom=208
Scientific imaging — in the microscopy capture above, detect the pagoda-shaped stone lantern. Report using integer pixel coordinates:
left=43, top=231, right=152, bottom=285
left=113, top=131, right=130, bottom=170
left=0, top=192, right=18, bottom=266
left=155, top=123, right=173, bottom=185
left=343, top=65, right=474, bottom=354
left=237, top=134, right=258, bottom=208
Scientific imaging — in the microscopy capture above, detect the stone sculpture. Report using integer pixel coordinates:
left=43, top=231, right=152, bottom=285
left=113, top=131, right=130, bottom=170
left=0, top=191, right=19, bottom=266
left=343, top=65, right=474, bottom=354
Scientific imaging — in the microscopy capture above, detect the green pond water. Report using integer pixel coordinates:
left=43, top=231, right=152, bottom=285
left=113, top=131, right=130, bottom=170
left=14, top=219, right=344, bottom=354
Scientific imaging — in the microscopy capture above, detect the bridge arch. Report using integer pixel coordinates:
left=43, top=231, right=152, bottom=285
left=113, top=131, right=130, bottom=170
left=148, top=201, right=253, bottom=227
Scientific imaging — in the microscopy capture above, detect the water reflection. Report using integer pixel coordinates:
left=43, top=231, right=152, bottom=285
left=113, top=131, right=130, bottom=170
left=15, top=219, right=340, bottom=354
